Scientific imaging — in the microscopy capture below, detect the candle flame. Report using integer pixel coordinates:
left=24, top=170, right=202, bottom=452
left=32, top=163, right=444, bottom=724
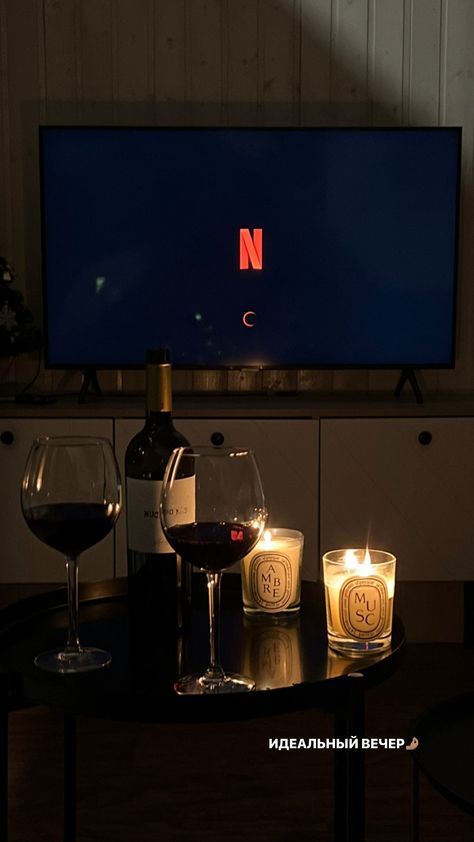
left=263, top=529, right=272, bottom=545
left=359, top=547, right=373, bottom=576
left=343, top=549, right=358, bottom=569
left=344, top=548, right=373, bottom=576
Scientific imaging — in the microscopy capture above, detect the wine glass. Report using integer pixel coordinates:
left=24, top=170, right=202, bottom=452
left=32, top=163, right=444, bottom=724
left=160, top=445, right=267, bottom=694
left=21, top=436, right=122, bottom=673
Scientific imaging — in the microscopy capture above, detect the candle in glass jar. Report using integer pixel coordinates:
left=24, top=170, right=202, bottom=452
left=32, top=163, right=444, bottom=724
left=323, top=548, right=396, bottom=655
left=241, top=528, right=304, bottom=615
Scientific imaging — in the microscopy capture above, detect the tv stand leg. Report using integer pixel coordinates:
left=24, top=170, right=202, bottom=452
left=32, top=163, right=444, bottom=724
left=78, top=368, right=102, bottom=404
left=0, top=672, right=8, bottom=842
left=394, top=368, right=423, bottom=404
left=64, top=711, right=76, bottom=842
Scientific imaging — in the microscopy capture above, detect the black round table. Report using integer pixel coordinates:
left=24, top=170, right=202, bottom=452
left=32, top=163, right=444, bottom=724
left=0, top=576, right=405, bottom=842
left=410, top=691, right=474, bottom=840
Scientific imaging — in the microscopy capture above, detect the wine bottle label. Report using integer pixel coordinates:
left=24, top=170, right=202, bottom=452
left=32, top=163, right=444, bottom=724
left=339, top=576, right=388, bottom=640
left=126, top=476, right=195, bottom=554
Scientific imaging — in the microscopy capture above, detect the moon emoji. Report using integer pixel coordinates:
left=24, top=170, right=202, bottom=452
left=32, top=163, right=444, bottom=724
left=243, top=310, right=256, bottom=328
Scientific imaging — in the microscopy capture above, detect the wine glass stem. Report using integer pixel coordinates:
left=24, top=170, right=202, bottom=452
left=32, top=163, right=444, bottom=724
left=65, top=555, right=81, bottom=655
left=206, top=572, right=224, bottom=680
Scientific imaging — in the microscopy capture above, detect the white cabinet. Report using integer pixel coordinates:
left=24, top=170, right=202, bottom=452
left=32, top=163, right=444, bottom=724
left=114, top=418, right=319, bottom=581
left=4, top=408, right=473, bottom=584
left=320, top=418, right=474, bottom=580
left=0, top=418, right=115, bottom=582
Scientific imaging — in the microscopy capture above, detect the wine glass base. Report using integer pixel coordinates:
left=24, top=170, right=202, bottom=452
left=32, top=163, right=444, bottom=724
left=175, top=672, right=255, bottom=695
left=34, top=647, right=112, bottom=674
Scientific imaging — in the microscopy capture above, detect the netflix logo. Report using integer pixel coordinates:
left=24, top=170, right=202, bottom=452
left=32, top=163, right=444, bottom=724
left=239, top=228, right=263, bottom=270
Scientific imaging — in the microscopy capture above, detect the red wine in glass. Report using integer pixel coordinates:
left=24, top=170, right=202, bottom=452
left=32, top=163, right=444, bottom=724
left=22, top=436, right=122, bottom=674
left=24, top=502, right=119, bottom=557
left=166, top=521, right=262, bottom=572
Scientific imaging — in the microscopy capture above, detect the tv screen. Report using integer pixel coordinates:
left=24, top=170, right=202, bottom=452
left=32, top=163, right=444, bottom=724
left=40, top=126, right=460, bottom=369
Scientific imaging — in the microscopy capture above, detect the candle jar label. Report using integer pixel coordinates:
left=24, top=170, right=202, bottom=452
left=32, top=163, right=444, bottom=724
left=339, top=576, right=388, bottom=640
left=249, top=552, right=293, bottom=610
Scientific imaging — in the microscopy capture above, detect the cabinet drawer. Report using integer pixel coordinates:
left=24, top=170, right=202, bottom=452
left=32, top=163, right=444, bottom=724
left=115, top=418, right=319, bottom=581
left=320, top=418, right=474, bottom=580
left=0, top=419, right=115, bottom=582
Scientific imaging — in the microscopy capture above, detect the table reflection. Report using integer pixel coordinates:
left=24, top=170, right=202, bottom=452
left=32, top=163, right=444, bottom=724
left=241, top=614, right=303, bottom=689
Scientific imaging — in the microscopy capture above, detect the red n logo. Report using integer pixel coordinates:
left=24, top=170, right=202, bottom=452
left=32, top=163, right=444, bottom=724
left=239, top=228, right=263, bottom=270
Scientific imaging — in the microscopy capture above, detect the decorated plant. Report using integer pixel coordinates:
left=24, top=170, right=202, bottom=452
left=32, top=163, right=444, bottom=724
left=0, top=256, right=42, bottom=356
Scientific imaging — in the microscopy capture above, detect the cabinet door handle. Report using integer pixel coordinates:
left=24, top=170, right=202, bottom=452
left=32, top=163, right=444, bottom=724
left=0, top=431, right=15, bottom=446
left=418, top=431, right=432, bottom=446
left=210, top=431, right=225, bottom=446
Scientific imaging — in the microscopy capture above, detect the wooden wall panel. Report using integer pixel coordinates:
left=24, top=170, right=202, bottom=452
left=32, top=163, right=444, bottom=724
left=224, top=0, right=259, bottom=125
left=330, top=0, right=370, bottom=125
left=187, top=0, right=223, bottom=124
left=300, top=0, right=332, bottom=124
left=192, top=369, right=227, bottom=392
left=43, top=0, right=78, bottom=122
left=258, top=0, right=300, bottom=125
left=114, top=0, right=154, bottom=123
left=368, top=0, right=404, bottom=126
left=78, top=0, right=114, bottom=123
left=227, top=369, right=262, bottom=393
left=440, top=0, right=474, bottom=136
left=407, top=0, right=442, bottom=125
left=0, top=0, right=473, bottom=397
left=154, top=0, right=188, bottom=122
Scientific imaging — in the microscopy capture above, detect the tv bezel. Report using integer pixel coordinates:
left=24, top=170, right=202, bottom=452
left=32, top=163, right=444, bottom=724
left=39, top=124, right=462, bottom=371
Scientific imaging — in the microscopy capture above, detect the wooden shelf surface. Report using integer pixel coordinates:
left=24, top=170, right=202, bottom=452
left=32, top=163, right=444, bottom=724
left=1, top=392, right=474, bottom=419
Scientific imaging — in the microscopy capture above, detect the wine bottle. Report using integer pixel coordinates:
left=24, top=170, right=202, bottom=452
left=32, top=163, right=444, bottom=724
left=125, top=348, right=193, bottom=663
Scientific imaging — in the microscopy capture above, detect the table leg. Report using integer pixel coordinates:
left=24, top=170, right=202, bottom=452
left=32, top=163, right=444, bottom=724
left=64, top=712, right=76, bottom=842
left=0, top=673, right=8, bottom=842
left=334, top=672, right=365, bottom=842
left=411, top=761, right=420, bottom=842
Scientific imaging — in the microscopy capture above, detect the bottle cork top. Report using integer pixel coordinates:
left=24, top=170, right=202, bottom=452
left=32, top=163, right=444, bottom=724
left=146, top=348, right=171, bottom=365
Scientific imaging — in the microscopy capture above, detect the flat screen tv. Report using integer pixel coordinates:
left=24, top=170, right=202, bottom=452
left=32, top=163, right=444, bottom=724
left=40, top=126, right=461, bottom=370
